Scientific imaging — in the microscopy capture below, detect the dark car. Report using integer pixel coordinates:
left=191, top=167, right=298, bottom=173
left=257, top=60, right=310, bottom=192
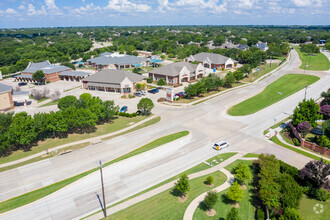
left=18, top=82, right=27, bottom=86
left=120, top=106, right=128, bottom=113
left=134, top=92, right=142, bottom=97
left=148, top=88, right=159, bottom=94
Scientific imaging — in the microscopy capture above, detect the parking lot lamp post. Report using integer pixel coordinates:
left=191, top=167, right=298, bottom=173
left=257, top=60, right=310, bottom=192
left=99, top=160, right=107, bottom=218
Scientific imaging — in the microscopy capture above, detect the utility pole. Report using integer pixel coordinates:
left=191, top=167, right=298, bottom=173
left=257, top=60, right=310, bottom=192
left=99, top=160, right=107, bottom=218
left=304, top=85, right=308, bottom=100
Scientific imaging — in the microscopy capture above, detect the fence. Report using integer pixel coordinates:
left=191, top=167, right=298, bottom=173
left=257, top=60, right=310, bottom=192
left=288, top=123, right=330, bottom=157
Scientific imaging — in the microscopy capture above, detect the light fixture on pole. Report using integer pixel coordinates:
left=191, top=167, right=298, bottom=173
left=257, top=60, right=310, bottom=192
left=99, top=160, right=107, bottom=218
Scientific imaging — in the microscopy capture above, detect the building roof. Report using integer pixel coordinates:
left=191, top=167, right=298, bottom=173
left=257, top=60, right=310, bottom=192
left=189, top=53, right=235, bottom=65
left=253, top=43, right=268, bottom=50
left=149, top=61, right=199, bottom=77
left=237, top=44, right=249, bottom=50
left=0, top=83, right=13, bottom=93
left=22, top=61, right=71, bottom=74
left=83, top=69, right=145, bottom=85
left=59, top=71, right=90, bottom=77
left=88, top=53, right=147, bottom=66
left=87, top=82, right=121, bottom=88
left=15, top=74, right=33, bottom=79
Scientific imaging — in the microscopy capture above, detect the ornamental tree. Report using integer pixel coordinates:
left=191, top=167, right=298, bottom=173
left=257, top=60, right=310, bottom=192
left=203, top=190, right=218, bottom=211
left=137, top=98, right=154, bottom=115
left=234, top=162, right=252, bottom=185
left=297, top=121, right=311, bottom=138
left=227, top=181, right=244, bottom=203
left=174, top=173, right=190, bottom=197
left=300, top=159, right=330, bottom=188
left=320, top=105, right=330, bottom=118
left=226, top=207, right=241, bottom=220
left=292, top=99, right=322, bottom=127
left=32, top=70, right=45, bottom=84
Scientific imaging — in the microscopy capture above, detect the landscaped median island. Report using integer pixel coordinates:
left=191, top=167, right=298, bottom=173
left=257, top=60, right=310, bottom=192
left=0, top=130, right=187, bottom=214
left=295, top=46, right=330, bottom=71
left=227, top=74, right=320, bottom=116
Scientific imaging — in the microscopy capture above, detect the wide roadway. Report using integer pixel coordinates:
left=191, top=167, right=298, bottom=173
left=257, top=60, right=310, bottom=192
left=1, top=49, right=329, bottom=220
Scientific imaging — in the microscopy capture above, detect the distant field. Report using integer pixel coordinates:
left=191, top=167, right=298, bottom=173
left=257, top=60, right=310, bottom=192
left=296, top=47, right=329, bottom=71
left=227, top=74, right=320, bottom=116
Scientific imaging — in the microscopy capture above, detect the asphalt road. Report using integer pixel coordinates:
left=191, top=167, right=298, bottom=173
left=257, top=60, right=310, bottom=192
left=0, top=49, right=329, bottom=220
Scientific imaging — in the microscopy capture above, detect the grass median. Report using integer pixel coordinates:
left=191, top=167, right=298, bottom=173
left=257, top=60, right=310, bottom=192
left=227, top=74, right=320, bottom=116
left=295, top=47, right=329, bottom=71
left=0, top=129, right=188, bottom=214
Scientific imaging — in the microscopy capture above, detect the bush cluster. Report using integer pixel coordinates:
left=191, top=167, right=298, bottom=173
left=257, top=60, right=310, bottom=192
left=116, top=112, right=137, bottom=118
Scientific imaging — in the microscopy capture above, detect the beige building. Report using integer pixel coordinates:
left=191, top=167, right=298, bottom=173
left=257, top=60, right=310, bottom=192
left=0, top=83, right=14, bottom=111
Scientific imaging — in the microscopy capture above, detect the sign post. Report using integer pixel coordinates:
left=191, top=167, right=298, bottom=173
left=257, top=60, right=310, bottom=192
left=166, top=88, right=173, bottom=102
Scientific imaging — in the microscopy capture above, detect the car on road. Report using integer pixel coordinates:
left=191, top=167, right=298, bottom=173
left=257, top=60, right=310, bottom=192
left=18, top=82, right=27, bottom=86
left=213, top=141, right=229, bottom=150
left=120, top=106, right=128, bottom=113
left=148, top=88, right=159, bottom=94
left=134, top=92, right=142, bottom=97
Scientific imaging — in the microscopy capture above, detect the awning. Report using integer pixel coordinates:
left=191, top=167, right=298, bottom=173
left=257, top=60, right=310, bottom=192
left=86, top=82, right=121, bottom=88
left=15, top=74, right=33, bottom=79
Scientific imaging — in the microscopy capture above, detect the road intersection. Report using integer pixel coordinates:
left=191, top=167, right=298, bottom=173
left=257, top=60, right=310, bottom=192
left=0, top=49, right=329, bottom=220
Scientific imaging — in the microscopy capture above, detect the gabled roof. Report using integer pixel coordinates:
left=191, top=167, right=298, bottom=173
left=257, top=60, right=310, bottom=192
left=83, top=69, right=145, bottom=84
left=22, top=61, right=71, bottom=74
left=87, top=54, right=147, bottom=66
left=237, top=44, right=249, bottom=50
left=253, top=43, right=268, bottom=50
left=0, top=83, right=13, bottom=94
left=59, top=71, right=90, bottom=77
left=189, top=53, right=235, bottom=65
left=149, top=61, right=199, bottom=77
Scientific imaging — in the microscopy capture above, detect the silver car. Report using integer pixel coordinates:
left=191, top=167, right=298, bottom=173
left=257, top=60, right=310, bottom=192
left=213, top=141, right=229, bottom=150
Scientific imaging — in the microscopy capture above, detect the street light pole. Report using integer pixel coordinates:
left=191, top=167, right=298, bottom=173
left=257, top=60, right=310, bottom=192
left=99, top=160, right=107, bottom=218
left=304, top=85, right=308, bottom=100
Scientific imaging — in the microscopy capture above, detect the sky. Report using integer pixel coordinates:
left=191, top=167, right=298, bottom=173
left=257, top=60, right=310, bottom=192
left=0, top=0, right=329, bottom=28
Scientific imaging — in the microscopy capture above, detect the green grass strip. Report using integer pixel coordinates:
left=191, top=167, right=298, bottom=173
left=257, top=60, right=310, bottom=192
left=0, top=123, right=190, bottom=214
left=295, top=47, right=330, bottom=71
left=270, top=136, right=330, bottom=164
left=243, top=153, right=259, bottom=158
left=228, top=74, right=319, bottom=116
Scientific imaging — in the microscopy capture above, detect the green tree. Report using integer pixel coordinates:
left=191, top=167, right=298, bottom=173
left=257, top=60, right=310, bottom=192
left=157, top=78, right=167, bottom=86
left=235, top=162, right=252, bottom=185
left=132, top=68, right=140, bottom=74
left=278, top=208, right=303, bottom=220
left=203, top=190, right=218, bottom=211
left=277, top=173, right=303, bottom=209
left=233, top=70, right=244, bottom=81
left=206, top=176, right=214, bottom=185
left=61, top=62, right=76, bottom=70
left=226, top=207, right=241, bottom=220
left=321, top=90, right=330, bottom=105
left=137, top=98, right=154, bottom=115
left=7, top=112, right=37, bottom=150
left=227, top=181, right=244, bottom=203
left=292, top=99, right=322, bottom=127
left=32, top=70, right=45, bottom=84
left=213, top=35, right=226, bottom=46
left=58, top=95, right=78, bottom=110
left=79, top=93, right=92, bottom=101
left=174, top=173, right=190, bottom=197
left=224, top=72, right=235, bottom=87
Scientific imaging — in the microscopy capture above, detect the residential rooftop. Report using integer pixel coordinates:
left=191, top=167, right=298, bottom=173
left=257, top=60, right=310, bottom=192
left=22, top=61, right=71, bottom=74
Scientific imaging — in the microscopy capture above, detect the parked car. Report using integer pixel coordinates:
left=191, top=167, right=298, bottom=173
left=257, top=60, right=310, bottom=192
left=134, top=92, right=142, bottom=97
left=136, top=109, right=150, bottom=115
left=148, top=88, right=159, bottom=94
left=141, top=90, right=147, bottom=96
left=175, top=92, right=187, bottom=97
left=18, top=82, right=27, bottom=86
left=213, top=141, right=229, bottom=150
left=120, top=106, right=128, bottom=113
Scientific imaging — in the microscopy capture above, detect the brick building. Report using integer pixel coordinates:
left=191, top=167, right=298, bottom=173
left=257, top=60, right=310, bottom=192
left=0, top=83, right=14, bottom=111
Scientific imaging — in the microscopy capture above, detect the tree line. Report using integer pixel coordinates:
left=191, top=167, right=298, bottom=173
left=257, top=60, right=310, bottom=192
left=0, top=93, right=118, bottom=156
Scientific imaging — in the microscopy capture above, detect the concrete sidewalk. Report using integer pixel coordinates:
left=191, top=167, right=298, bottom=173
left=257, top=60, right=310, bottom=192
left=0, top=115, right=159, bottom=169
left=82, top=152, right=246, bottom=220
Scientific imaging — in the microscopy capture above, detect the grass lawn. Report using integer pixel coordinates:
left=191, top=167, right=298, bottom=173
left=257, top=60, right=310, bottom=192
left=0, top=129, right=184, bottom=214
left=298, top=195, right=329, bottom=219
left=193, top=160, right=255, bottom=220
left=0, top=116, right=152, bottom=165
left=37, top=97, right=50, bottom=103
left=295, top=47, right=330, bottom=71
left=39, top=100, right=59, bottom=107
left=108, top=171, right=227, bottom=220
left=280, top=130, right=295, bottom=145
left=228, top=74, right=319, bottom=116
left=242, top=62, right=280, bottom=83
left=270, top=136, right=330, bottom=164
left=243, top=153, right=259, bottom=158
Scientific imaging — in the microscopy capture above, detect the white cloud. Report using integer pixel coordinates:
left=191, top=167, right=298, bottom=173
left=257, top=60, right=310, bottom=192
left=18, top=5, right=26, bottom=10
left=105, top=0, right=151, bottom=12
left=237, top=0, right=255, bottom=8
left=5, top=8, right=18, bottom=14
left=160, top=0, right=227, bottom=13
left=27, top=4, right=47, bottom=16
left=44, top=0, right=63, bottom=15
left=292, top=0, right=323, bottom=7
left=158, top=0, right=170, bottom=13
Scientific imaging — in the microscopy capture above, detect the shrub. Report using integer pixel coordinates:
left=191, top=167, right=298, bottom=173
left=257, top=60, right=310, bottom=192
left=314, top=188, right=330, bottom=201
left=222, top=67, right=225, bottom=71
left=132, top=113, right=137, bottom=117
left=157, top=97, right=166, bottom=102
left=157, top=78, right=166, bottom=86
left=257, top=208, right=265, bottom=220
left=174, top=173, right=190, bottom=197
left=279, top=208, right=303, bottom=220
left=146, top=77, right=153, bottom=83
left=128, top=94, right=135, bottom=98
left=206, top=176, right=214, bottom=185
left=226, top=207, right=240, bottom=220
left=293, top=138, right=300, bottom=146
left=121, top=95, right=126, bottom=99
left=46, top=80, right=50, bottom=84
